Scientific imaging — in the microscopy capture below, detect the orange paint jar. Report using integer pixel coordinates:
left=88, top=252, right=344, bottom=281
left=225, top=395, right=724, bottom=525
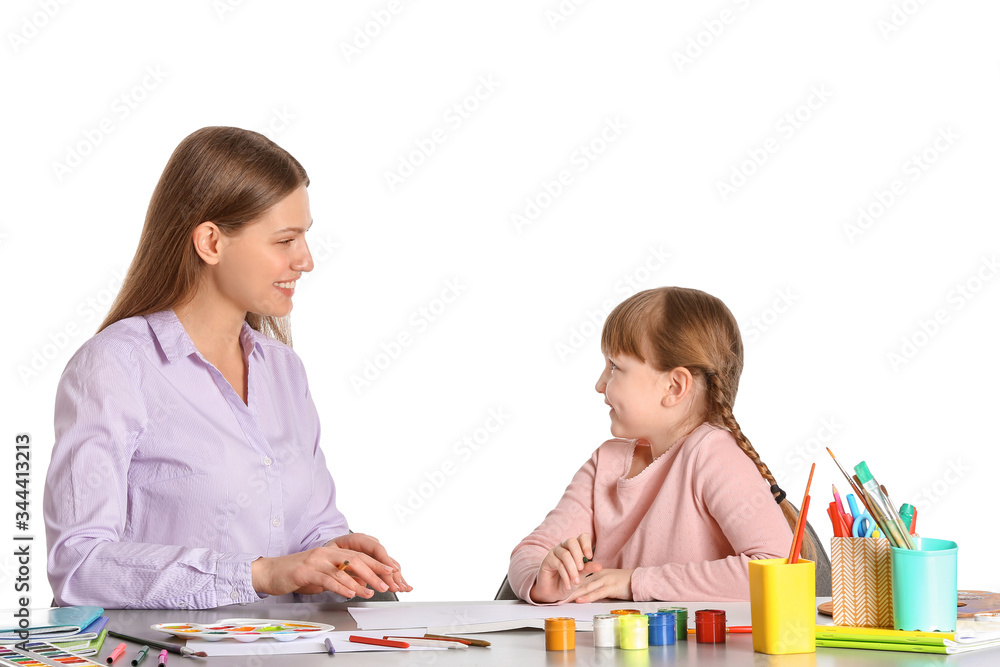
left=544, top=617, right=576, bottom=651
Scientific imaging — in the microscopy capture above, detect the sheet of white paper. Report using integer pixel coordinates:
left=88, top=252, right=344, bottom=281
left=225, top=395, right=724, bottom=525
left=350, top=602, right=751, bottom=633
left=186, top=628, right=443, bottom=655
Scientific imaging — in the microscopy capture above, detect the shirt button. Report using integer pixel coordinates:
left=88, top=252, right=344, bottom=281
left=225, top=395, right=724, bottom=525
left=263, top=457, right=272, bottom=467
left=272, top=517, right=281, bottom=527
left=231, top=590, right=239, bottom=600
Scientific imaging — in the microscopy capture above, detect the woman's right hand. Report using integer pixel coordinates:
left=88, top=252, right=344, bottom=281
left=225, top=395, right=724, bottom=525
left=251, top=545, right=395, bottom=598
left=529, top=533, right=602, bottom=603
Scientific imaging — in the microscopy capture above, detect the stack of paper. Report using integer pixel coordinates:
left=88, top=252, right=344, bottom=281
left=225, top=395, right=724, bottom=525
left=0, top=607, right=108, bottom=658
left=816, top=620, right=1000, bottom=654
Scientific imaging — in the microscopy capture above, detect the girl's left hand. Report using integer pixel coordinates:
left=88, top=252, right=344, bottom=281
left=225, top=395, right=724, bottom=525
left=325, top=533, right=412, bottom=593
left=567, top=568, right=634, bottom=603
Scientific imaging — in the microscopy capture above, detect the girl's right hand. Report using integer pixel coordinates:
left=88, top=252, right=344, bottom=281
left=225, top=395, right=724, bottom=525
left=530, top=533, right=602, bottom=603
left=251, top=546, right=394, bottom=599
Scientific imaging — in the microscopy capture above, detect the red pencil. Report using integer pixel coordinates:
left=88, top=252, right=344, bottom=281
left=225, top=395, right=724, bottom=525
left=349, top=635, right=409, bottom=648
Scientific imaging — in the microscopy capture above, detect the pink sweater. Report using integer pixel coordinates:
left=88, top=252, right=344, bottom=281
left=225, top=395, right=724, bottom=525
left=508, top=422, right=793, bottom=602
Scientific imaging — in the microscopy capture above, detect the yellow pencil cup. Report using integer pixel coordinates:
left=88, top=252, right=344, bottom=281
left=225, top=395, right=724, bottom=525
left=749, top=558, right=816, bottom=654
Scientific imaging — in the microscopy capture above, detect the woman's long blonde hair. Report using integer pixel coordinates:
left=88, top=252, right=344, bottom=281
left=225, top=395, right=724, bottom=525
left=99, top=126, right=309, bottom=345
left=601, top=286, right=815, bottom=561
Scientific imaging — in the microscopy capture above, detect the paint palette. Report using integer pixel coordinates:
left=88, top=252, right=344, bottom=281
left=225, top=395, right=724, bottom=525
left=152, top=617, right=335, bottom=642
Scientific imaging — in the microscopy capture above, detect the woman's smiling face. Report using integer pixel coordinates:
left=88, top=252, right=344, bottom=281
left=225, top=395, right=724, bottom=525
left=211, top=185, right=314, bottom=318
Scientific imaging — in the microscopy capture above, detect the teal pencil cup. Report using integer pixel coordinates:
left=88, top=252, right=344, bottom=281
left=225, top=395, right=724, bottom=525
left=890, top=537, right=958, bottom=632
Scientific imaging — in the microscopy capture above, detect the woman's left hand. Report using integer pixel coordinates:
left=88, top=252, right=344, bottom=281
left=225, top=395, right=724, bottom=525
left=325, top=533, right=412, bottom=593
left=566, top=568, right=633, bottom=603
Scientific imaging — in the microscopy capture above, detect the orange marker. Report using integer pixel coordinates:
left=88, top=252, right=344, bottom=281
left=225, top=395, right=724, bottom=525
left=338, top=560, right=350, bottom=571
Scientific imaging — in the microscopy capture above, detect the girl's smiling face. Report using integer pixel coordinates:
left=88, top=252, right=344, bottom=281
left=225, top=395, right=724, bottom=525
left=595, top=353, right=670, bottom=442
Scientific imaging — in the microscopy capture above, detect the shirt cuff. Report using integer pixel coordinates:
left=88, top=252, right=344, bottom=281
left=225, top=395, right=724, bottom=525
left=216, top=553, right=264, bottom=605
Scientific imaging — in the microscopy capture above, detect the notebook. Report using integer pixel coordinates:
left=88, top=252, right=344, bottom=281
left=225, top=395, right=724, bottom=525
left=815, top=620, right=1000, bottom=655
left=0, top=607, right=104, bottom=641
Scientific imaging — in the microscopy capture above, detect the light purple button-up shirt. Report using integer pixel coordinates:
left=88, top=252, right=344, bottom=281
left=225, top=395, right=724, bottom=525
left=44, top=310, right=349, bottom=609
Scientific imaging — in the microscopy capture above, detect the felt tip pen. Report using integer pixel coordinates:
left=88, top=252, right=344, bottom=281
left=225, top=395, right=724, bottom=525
left=338, top=560, right=350, bottom=571
left=107, top=643, right=127, bottom=664
left=899, top=503, right=917, bottom=535
left=132, top=645, right=150, bottom=666
left=324, top=637, right=336, bottom=655
left=349, top=635, right=408, bottom=648
left=157, top=649, right=168, bottom=667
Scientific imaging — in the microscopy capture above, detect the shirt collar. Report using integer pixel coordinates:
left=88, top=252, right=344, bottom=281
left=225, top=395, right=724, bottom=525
left=145, top=310, right=265, bottom=363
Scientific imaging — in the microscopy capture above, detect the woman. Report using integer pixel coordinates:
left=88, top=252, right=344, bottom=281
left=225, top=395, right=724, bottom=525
left=43, top=126, right=410, bottom=609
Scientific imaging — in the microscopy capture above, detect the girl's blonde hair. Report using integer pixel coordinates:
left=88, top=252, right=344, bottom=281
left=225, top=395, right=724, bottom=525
left=99, top=126, right=310, bottom=346
left=601, top=286, right=814, bottom=560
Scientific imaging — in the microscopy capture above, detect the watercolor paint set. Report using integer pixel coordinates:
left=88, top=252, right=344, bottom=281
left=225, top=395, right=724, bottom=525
left=0, top=640, right=103, bottom=667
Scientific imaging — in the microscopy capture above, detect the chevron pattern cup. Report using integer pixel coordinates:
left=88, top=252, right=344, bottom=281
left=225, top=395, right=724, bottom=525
left=831, top=536, right=893, bottom=627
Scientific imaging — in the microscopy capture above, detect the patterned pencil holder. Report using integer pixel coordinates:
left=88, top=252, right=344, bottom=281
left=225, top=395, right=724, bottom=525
left=831, top=536, right=893, bottom=628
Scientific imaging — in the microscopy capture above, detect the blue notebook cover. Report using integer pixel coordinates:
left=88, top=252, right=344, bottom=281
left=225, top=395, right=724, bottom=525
left=0, top=606, right=104, bottom=640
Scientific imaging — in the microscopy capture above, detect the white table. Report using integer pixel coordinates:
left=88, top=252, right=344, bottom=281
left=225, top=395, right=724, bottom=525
left=95, top=599, right=996, bottom=666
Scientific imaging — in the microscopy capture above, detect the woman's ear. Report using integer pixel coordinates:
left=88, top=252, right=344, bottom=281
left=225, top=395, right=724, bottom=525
left=191, top=221, right=223, bottom=265
left=659, top=367, right=695, bottom=407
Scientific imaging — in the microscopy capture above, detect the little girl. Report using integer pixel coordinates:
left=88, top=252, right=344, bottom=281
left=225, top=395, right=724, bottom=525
left=508, top=287, right=795, bottom=603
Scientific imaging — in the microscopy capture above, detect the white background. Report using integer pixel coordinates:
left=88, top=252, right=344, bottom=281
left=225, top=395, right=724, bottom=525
left=2, top=0, right=999, bottom=610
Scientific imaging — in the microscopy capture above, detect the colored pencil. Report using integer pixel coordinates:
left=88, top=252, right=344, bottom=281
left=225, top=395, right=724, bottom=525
left=787, top=463, right=815, bottom=562
left=789, top=495, right=811, bottom=563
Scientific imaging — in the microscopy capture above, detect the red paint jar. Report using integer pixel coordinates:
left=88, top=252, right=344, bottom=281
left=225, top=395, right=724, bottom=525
left=695, top=609, right=726, bottom=643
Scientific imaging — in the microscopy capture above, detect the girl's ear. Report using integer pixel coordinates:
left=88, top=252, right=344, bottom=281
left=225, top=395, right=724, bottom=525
left=659, top=367, right=695, bottom=407
left=192, top=221, right=223, bottom=265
